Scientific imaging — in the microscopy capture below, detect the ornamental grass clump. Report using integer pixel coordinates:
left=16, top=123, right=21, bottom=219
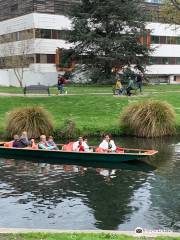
left=6, top=106, right=54, bottom=138
left=120, top=100, right=176, bottom=138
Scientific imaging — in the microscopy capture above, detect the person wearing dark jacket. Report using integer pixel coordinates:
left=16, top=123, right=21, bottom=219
left=57, top=74, right=66, bottom=94
left=18, top=131, right=32, bottom=148
left=136, top=72, right=143, bottom=93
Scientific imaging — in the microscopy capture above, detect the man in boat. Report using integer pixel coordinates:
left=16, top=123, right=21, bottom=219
left=99, top=134, right=116, bottom=152
left=38, top=135, right=58, bottom=150
left=72, top=136, right=88, bottom=152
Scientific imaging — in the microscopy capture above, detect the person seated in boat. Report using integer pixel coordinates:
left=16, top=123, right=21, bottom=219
left=72, top=136, right=86, bottom=152
left=12, top=134, right=21, bottom=148
left=38, top=135, right=58, bottom=150
left=99, top=134, right=116, bottom=152
left=83, top=138, right=92, bottom=152
left=18, top=131, right=32, bottom=148
left=47, top=136, right=59, bottom=150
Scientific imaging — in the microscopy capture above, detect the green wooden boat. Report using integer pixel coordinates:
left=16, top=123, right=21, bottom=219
left=0, top=143, right=158, bottom=163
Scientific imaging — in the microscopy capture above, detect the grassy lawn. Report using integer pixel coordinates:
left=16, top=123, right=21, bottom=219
left=0, top=84, right=180, bottom=95
left=0, top=85, right=112, bottom=95
left=0, top=233, right=179, bottom=240
left=0, top=85, right=180, bottom=137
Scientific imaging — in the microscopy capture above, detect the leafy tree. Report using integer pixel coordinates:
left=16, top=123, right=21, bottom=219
left=160, top=0, right=180, bottom=25
left=68, top=0, right=152, bottom=82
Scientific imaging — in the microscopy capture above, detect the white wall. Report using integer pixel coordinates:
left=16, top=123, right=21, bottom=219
left=0, top=68, right=58, bottom=87
left=146, top=65, right=180, bottom=75
left=151, top=44, right=180, bottom=57
left=0, top=13, right=71, bottom=35
left=146, top=22, right=180, bottom=36
left=0, top=70, right=10, bottom=86
left=0, top=39, right=72, bottom=57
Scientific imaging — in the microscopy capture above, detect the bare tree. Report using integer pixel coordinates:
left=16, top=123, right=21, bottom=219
left=170, top=0, right=180, bottom=11
left=0, top=30, right=34, bottom=87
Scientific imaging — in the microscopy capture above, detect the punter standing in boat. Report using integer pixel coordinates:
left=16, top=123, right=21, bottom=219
left=99, top=134, right=116, bottom=152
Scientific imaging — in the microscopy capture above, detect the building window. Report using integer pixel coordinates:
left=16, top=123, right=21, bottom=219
left=150, top=57, right=180, bottom=65
left=151, top=35, right=180, bottom=45
left=35, top=54, right=55, bottom=64
left=160, top=36, right=166, bottom=44
left=151, top=36, right=160, bottom=44
left=47, top=54, right=55, bottom=63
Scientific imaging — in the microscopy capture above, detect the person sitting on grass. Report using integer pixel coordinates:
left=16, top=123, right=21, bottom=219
left=47, top=136, right=59, bottom=150
left=38, top=135, right=58, bottom=150
left=99, top=134, right=116, bottom=152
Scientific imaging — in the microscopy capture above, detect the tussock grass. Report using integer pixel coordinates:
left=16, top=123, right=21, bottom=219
left=120, top=100, right=176, bottom=138
left=5, top=106, right=54, bottom=138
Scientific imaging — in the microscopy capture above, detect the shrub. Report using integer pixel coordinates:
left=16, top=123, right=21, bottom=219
left=6, top=106, right=54, bottom=138
left=120, top=100, right=176, bottom=138
left=56, top=119, right=80, bottom=139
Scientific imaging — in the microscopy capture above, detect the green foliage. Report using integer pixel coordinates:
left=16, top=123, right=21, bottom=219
left=5, top=106, right=54, bottom=138
left=55, top=118, right=80, bottom=139
left=160, top=0, right=180, bottom=25
left=68, top=0, right=152, bottom=82
left=120, top=100, right=176, bottom=137
left=58, top=49, right=75, bottom=68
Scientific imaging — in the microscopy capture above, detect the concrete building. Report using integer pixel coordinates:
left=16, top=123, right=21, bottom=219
left=0, top=0, right=179, bottom=86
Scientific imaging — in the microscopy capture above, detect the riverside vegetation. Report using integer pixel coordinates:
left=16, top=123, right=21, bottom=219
left=0, top=233, right=179, bottom=240
left=0, top=85, right=180, bottom=138
left=121, top=100, right=176, bottom=137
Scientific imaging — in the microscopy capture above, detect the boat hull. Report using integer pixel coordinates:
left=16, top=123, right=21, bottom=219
left=0, top=146, right=157, bottom=163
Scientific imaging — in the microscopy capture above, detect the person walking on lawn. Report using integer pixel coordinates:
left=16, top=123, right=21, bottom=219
left=57, top=74, right=66, bottom=94
left=136, top=72, right=143, bottom=93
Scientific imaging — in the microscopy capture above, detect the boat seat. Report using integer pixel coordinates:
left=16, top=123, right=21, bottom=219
left=95, top=147, right=105, bottom=153
left=116, top=147, right=124, bottom=153
left=4, top=141, right=13, bottom=148
left=62, top=142, right=74, bottom=151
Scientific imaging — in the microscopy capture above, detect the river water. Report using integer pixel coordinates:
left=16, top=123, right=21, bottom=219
left=0, top=137, right=180, bottom=231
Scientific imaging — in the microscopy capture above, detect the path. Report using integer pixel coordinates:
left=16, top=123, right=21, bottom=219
left=0, top=90, right=179, bottom=97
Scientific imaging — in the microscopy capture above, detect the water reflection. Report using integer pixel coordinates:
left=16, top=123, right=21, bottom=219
left=0, top=137, right=179, bottom=231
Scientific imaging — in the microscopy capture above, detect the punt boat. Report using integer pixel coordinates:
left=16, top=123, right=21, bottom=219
left=0, top=142, right=158, bottom=163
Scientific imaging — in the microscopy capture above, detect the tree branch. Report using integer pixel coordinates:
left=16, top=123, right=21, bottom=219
left=170, top=0, right=180, bottom=11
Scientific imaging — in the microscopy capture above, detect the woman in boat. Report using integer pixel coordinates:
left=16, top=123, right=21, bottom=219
left=38, top=135, right=58, bottom=150
left=83, top=138, right=91, bottom=152
left=99, top=134, right=116, bottom=152
left=47, top=136, right=59, bottom=150
left=18, top=131, right=32, bottom=148
left=12, top=134, right=21, bottom=148
left=72, top=136, right=87, bottom=152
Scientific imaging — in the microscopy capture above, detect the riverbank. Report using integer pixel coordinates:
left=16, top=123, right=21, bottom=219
left=0, top=229, right=180, bottom=240
left=0, top=85, right=180, bottom=138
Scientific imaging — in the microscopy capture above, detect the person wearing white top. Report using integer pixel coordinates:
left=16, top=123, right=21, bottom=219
left=99, top=135, right=116, bottom=152
left=73, top=136, right=87, bottom=152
